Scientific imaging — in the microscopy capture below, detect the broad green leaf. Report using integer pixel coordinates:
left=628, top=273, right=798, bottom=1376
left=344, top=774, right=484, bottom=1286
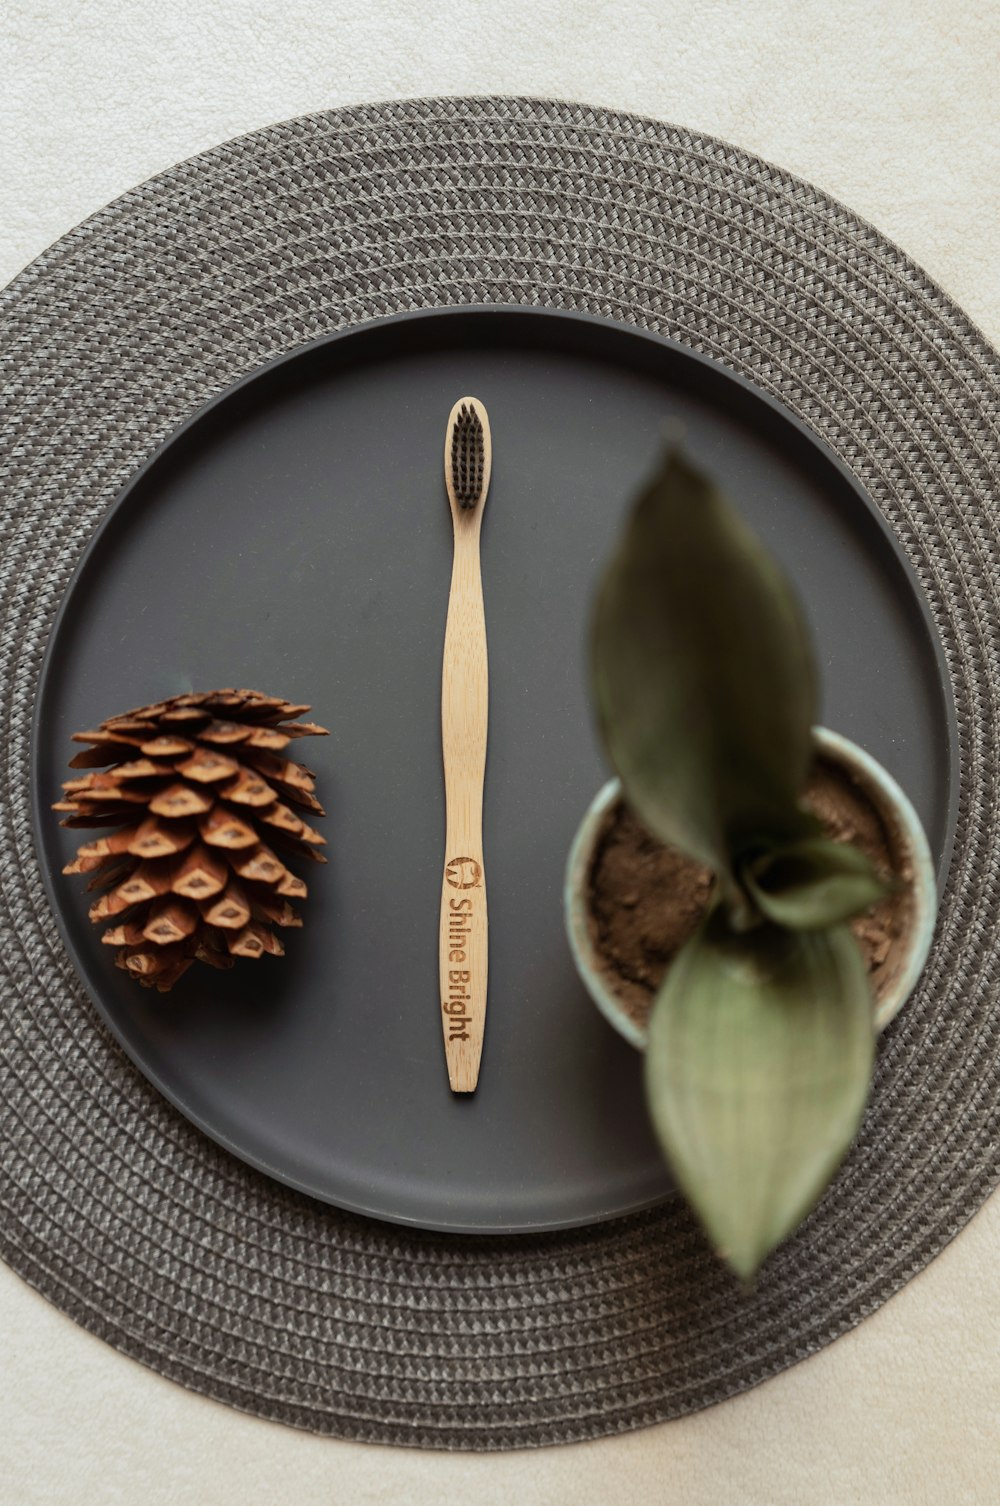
left=592, top=445, right=817, bottom=877
left=645, top=909, right=874, bottom=1279
left=744, top=837, right=889, bottom=930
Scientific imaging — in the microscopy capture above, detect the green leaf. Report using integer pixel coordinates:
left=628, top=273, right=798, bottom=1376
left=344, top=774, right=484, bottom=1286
left=592, top=445, right=818, bottom=877
left=644, top=910, right=874, bottom=1279
left=744, top=837, right=889, bottom=930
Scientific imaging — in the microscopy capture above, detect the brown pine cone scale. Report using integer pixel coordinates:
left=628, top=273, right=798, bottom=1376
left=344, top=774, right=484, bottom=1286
left=54, top=689, right=328, bottom=991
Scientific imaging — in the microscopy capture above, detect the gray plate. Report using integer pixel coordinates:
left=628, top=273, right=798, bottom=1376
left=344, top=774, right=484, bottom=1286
left=31, top=306, right=958, bottom=1234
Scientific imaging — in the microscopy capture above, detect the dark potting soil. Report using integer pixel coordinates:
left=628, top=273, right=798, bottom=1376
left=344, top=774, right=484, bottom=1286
left=586, top=756, right=915, bottom=1032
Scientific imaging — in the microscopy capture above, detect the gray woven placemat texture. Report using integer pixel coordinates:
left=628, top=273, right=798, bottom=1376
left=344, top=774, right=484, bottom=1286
left=1, top=96, right=999, bottom=1450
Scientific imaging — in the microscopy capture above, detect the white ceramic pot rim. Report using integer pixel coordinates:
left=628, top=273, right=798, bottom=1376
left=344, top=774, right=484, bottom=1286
left=564, top=726, right=938, bottom=1049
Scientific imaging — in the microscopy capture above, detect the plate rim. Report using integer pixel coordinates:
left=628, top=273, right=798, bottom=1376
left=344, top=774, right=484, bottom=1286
left=29, top=302, right=962, bottom=1234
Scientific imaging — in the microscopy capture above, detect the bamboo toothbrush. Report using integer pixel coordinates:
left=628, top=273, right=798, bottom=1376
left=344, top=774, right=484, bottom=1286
left=440, top=397, right=492, bottom=1093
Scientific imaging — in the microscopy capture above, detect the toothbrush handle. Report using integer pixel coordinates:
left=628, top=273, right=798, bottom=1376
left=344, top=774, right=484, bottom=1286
left=439, top=524, right=488, bottom=1093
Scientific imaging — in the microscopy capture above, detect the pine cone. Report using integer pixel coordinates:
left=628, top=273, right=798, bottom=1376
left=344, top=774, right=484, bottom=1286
left=54, top=689, right=329, bottom=991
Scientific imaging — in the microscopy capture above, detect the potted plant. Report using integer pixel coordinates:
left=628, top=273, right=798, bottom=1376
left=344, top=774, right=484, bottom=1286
left=564, top=444, right=937, bottom=1279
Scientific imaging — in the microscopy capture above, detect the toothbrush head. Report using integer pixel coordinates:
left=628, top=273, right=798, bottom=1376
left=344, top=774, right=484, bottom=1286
left=445, top=397, right=491, bottom=513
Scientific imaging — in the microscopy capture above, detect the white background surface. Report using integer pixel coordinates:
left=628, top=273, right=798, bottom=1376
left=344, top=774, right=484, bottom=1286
left=3, top=3, right=999, bottom=1501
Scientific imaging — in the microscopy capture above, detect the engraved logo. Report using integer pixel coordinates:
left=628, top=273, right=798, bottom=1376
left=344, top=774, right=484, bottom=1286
left=445, top=856, right=482, bottom=890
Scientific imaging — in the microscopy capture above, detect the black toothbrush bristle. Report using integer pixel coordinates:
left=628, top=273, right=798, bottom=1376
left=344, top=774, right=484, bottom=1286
left=451, top=402, right=485, bottom=509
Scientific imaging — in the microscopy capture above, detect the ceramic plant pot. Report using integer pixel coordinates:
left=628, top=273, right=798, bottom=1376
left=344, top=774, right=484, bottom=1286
left=564, top=727, right=938, bottom=1048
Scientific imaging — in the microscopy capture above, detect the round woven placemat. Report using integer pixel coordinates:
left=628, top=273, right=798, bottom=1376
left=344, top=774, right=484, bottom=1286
left=2, top=97, right=999, bottom=1450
